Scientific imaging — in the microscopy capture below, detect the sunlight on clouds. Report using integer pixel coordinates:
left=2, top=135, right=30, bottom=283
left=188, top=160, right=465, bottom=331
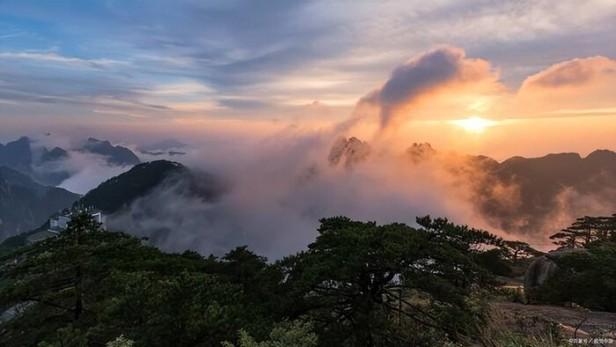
left=450, top=116, right=497, bottom=133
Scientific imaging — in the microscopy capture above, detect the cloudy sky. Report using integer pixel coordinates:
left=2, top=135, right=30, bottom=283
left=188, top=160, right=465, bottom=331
left=1, top=0, right=616, bottom=158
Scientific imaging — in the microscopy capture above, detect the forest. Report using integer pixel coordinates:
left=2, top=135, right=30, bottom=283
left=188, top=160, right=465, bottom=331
left=1, top=213, right=615, bottom=347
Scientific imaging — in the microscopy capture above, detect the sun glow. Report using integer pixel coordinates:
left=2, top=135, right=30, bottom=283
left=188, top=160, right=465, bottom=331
left=451, top=116, right=497, bottom=133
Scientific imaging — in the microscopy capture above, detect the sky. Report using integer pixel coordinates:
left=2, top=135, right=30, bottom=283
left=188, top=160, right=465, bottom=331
left=1, top=0, right=616, bottom=159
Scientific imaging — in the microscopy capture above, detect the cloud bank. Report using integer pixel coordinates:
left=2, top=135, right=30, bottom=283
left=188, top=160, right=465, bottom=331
left=107, top=131, right=486, bottom=259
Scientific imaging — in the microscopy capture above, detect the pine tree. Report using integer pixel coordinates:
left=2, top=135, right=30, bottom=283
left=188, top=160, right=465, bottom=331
left=550, top=215, right=616, bottom=249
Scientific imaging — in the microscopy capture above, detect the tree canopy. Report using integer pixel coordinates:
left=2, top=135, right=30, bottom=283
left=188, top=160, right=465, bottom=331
left=0, top=213, right=518, bottom=346
left=550, top=215, right=616, bottom=249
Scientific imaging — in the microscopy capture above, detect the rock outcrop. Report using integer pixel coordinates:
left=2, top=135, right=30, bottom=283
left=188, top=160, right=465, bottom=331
left=524, top=248, right=589, bottom=302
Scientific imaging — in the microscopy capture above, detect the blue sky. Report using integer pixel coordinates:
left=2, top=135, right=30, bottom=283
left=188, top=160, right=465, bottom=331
left=1, top=0, right=615, bottom=131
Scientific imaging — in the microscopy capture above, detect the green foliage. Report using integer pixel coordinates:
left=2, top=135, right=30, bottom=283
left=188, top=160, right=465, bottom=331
left=0, top=213, right=511, bottom=346
left=279, top=216, right=497, bottom=346
left=0, top=213, right=266, bottom=346
left=97, top=270, right=246, bottom=346
left=36, top=325, right=88, bottom=347
left=502, top=241, right=543, bottom=261
left=106, top=335, right=135, bottom=347
left=474, top=248, right=513, bottom=277
left=416, top=215, right=503, bottom=252
left=530, top=214, right=616, bottom=311
left=536, top=242, right=616, bottom=311
left=550, top=215, right=616, bottom=249
left=223, top=321, right=318, bottom=347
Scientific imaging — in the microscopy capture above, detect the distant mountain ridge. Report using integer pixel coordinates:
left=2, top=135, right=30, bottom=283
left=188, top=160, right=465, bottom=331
left=474, top=149, right=616, bottom=234
left=81, top=138, right=141, bottom=166
left=399, top=143, right=616, bottom=235
left=0, top=136, right=141, bottom=186
left=326, top=138, right=616, bottom=236
left=0, top=160, right=224, bottom=252
left=0, top=166, right=79, bottom=239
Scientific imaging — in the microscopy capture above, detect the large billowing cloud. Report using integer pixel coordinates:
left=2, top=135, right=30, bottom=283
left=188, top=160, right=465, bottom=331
left=359, top=47, right=499, bottom=129
left=516, top=56, right=616, bottom=116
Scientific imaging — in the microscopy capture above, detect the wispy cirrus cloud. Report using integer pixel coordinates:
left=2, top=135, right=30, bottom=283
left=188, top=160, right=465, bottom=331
left=0, top=51, right=126, bottom=69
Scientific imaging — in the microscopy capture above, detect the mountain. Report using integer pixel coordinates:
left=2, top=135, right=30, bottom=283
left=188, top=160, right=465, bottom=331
left=0, top=160, right=224, bottom=253
left=0, top=136, right=69, bottom=186
left=0, top=137, right=32, bottom=174
left=0, top=136, right=141, bottom=186
left=78, top=160, right=184, bottom=213
left=33, top=146, right=72, bottom=186
left=400, top=144, right=616, bottom=235
left=328, top=137, right=370, bottom=168
left=40, top=146, right=69, bottom=163
left=476, top=149, right=616, bottom=234
left=327, top=137, right=616, bottom=236
left=138, top=139, right=187, bottom=152
left=77, top=160, right=223, bottom=214
left=0, top=166, right=79, bottom=239
left=406, top=142, right=437, bottom=163
left=81, top=138, right=141, bottom=166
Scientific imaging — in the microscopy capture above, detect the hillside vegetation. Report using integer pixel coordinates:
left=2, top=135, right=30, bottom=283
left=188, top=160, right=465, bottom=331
left=1, top=212, right=614, bottom=346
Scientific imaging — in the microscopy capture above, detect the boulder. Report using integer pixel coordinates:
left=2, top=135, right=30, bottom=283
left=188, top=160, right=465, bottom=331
left=524, top=248, right=588, bottom=303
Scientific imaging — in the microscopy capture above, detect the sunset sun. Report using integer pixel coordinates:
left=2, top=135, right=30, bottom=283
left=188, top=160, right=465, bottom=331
left=451, top=116, right=497, bottom=133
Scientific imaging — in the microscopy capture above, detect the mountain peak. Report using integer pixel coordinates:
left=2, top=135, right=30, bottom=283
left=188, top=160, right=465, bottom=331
left=585, top=149, right=616, bottom=161
left=406, top=142, right=436, bottom=163
left=0, top=136, right=33, bottom=173
left=82, top=138, right=140, bottom=166
left=78, top=160, right=187, bottom=214
left=328, top=136, right=370, bottom=168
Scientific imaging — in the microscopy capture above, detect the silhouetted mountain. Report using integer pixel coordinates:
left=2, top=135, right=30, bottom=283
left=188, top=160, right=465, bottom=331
left=78, top=160, right=184, bottom=213
left=0, top=137, right=32, bottom=174
left=78, top=160, right=223, bottom=214
left=1, top=137, right=140, bottom=186
left=138, top=139, right=187, bottom=152
left=140, top=150, right=165, bottom=156
left=40, top=147, right=69, bottom=163
left=403, top=143, right=616, bottom=235
left=406, top=143, right=437, bottom=163
left=32, top=146, right=72, bottom=186
left=81, top=138, right=140, bottom=166
left=0, top=137, right=71, bottom=186
left=478, top=150, right=616, bottom=234
left=0, top=166, right=79, bottom=239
